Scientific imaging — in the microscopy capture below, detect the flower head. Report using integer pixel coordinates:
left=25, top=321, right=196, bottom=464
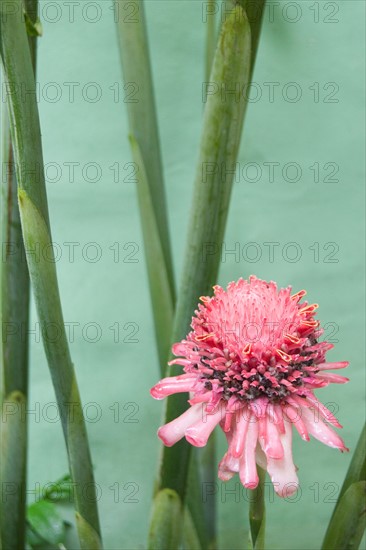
left=151, top=276, right=349, bottom=497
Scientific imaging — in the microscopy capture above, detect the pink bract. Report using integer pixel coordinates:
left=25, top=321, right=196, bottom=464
left=151, top=276, right=349, bottom=497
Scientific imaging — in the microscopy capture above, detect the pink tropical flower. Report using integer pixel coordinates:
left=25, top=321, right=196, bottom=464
left=151, top=276, right=349, bottom=497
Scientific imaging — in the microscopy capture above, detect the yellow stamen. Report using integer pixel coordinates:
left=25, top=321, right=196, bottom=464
left=291, top=289, right=306, bottom=301
left=299, top=303, right=319, bottom=314
left=276, top=349, right=292, bottom=362
left=285, top=333, right=301, bottom=344
left=242, top=343, right=252, bottom=354
left=196, top=332, right=215, bottom=342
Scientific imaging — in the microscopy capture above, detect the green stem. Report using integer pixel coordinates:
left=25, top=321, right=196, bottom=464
left=0, top=2, right=102, bottom=547
left=0, top=391, right=28, bottom=550
left=199, top=435, right=217, bottom=549
left=115, top=0, right=176, bottom=373
left=201, top=3, right=265, bottom=546
left=148, top=2, right=267, bottom=546
left=116, top=4, right=212, bottom=547
left=205, top=0, right=217, bottom=83
left=0, top=76, right=30, bottom=402
left=185, top=450, right=209, bottom=549
left=161, top=0, right=251, bottom=495
left=249, top=467, right=266, bottom=549
left=240, top=0, right=266, bottom=79
left=148, top=7, right=253, bottom=549
left=0, top=2, right=38, bottom=547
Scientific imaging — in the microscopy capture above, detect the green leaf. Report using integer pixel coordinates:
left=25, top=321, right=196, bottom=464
left=251, top=513, right=266, bottom=550
left=183, top=505, right=203, bottom=550
left=249, top=466, right=266, bottom=550
left=338, top=423, right=366, bottom=500
left=148, top=489, right=182, bottom=550
left=42, top=474, right=74, bottom=503
left=26, top=525, right=45, bottom=548
left=322, top=423, right=366, bottom=549
left=321, top=481, right=366, bottom=550
left=128, top=135, right=174, bottom=371
left=27, top=501, right=66, bottom=546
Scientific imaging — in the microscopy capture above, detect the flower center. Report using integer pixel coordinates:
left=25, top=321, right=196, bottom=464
left=195, top=345, right=318, bottom=403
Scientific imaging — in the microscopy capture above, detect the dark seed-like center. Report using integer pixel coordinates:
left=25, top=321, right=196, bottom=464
left=199, top=359, right=314, bottom=403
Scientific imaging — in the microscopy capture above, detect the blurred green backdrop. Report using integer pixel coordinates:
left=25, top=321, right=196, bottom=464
left=25, top=1, right=365, bottom=548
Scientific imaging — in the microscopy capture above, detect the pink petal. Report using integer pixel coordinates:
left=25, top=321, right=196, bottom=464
left=283, top=405, right=309, bottom=441
left=267, top=403, right=285, bottom=434
left=316, top=361, right=349, bottom=371
left=258, top=416, right=284, bottom=459
left=316, top=372, right=349, bottom=384
left=188, top=392, right=211, bottom=405
left=266, top=421, right=299, bottom=498
left=150, top=374, right=196, bottom=400
left=171, top=342, right=189, bottom=356
left=250, top=397, right=268, bottom=418
left=301, top=392, right=342, bottom=428
left=218, top=452, right=239, bottom=481
left=274, top=404, right=285, bottom=434
left=168, top=358, right=194, bottom=368
left=239, top=416, right=259, bottom=489
left=303, top=377, right=328, bottom=388
left=229, top=412, right=250, bottom=458
left=226, top=396, right=240, bottom=414
left=185, top=407, right=223, bottom=447
left=157, top=403, right=204, bottom=446
left=255, top=445, right=267, bottom=471
left=223, top=411, right=234, bottom=432
left=205, top=391, right=223, bottom=413
left=300, top=406, right=349, bottom=451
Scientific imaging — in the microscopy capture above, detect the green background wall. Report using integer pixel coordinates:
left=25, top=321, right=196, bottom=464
left=25, top=1, right=365, bottom=548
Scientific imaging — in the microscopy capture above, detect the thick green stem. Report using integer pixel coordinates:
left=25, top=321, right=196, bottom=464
left=116, top=4, right=214, bottom=547
left=203, top=4, right=266, bottom=548
left=249, top=466, right=266, bottom=549
left=161, top=1, right=251, bottom=495
left=199, top=435, right=216, bottom=549
left=0, top=75, right=30, bottom=550
left=205, top=0, right=217, bottom=82
left=0, top=2, right=102, bottom=547
left=0, top=2, right=38, bottom=547
left=147, top=3, right=267, bottom=546
left=0, top=53, right=31, bottom=402
left=115, top=0, right=175, bottom=372
left=147, top=8, right=253, bottom=549
left=239, top=0, right=266, bottom=79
